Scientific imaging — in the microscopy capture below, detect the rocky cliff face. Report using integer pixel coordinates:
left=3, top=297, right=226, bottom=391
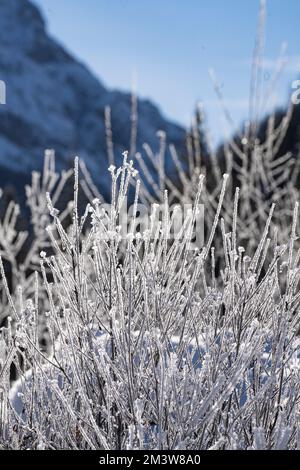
left=0, top=0, right=185, bottom=198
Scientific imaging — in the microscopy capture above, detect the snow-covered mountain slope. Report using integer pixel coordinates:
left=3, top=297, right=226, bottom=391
left=0, top=0, right=185, bottom=198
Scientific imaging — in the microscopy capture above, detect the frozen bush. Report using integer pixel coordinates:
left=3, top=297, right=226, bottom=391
left=1, top=3, right=300, bottom=446
left=0, top=150, right=300, bottom=450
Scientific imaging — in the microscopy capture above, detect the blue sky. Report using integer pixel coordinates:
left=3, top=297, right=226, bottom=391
left=34, top=0, right=300, bottom=142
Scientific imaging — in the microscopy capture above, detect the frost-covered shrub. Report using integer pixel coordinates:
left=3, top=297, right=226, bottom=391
left=1, top=0, right=300, bottom=449
left=1, top=149, right=300, bottom=450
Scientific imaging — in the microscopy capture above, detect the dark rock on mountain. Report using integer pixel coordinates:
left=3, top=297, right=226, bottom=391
left=0, top=0, right=185, bottom=199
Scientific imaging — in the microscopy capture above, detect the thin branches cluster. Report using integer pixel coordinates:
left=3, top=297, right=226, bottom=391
left=0, top=107, right=300, bottom=449
left=1, top=0, right=300, bottom=446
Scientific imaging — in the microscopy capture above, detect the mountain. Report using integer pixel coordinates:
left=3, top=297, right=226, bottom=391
left=0, top=0, right=185, bottom=199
